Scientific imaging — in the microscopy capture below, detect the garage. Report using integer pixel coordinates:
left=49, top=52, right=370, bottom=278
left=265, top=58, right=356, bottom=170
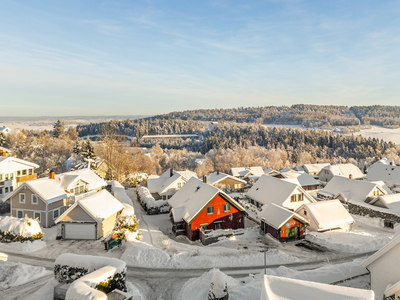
left=63, top=223, right=97, bottom=240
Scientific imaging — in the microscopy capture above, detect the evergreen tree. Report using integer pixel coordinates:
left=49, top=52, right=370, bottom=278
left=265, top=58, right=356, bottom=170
left=81, top=139, right=96, bottom=163
left=53, top=120, right=65, bottom=138
left=72, top=140, right=82, bottom=155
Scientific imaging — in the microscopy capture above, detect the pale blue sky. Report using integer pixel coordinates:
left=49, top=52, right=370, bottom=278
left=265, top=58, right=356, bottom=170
left=0, top=0, right=399, bottom=116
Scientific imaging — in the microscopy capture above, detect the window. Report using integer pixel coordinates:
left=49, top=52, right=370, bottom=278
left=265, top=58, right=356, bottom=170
left=71, top=185, right=85, bottom=195
left=298, top=194, right=304, bottom=201
left=29, top=169, right=33, bottom=175
left=10, top=173, right=14, bottom=180
left=19, top=193, right=25, bottom=203
left=200, top=224, right=208, bottom=230
left=5, top=174, right=8, bottom=180
left=32, top=194, right=38, bottom=204
left=214, top=222, right=222, bottom=230
left=17, top=171, right=21, bottom=176
left=34, top=212, right=41, bottom=221
left=17, top=210, right=23, bottom=218
left=0, top=174, right=2, bottom=180
left=162, top=195, right=167, bottom=200
left=10, top=186, right=13, bottom=192
left=304, top=210, right=307, bottom=216
left=53, top=209, right=59, bottom=220
left=290, top=195, right=296, bottom=202
left=5, top=187, right=8, bottom=193
left=223, top=203, right=231, bottom=213
left=0, top=188, right=2, bottom=194
left=206, top=206, right=214, bottom=215
left=177, top=182, right=182, bottom=188
left=22, top=170, right=27, bottom=175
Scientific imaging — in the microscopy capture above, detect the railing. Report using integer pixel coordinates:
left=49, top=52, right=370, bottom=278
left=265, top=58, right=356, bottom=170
left=74, top=190, right=96, bottom=201
left=16, top=174, right=37, bottom=183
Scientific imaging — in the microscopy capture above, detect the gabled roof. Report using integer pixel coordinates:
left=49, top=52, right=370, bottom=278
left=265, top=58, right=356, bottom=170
left=56, top=168, right=107, bottom=191
left=157, top=173, right=184, bottom=194
left=260, top=274, right=374, bottom=300
left=302, top=163, right=330, bottom=174
left=370, top=194, right=400, bottom=212
left=319, top=176, right=386, bottom=203
left=319, top=163, right=364, bottom=179
left=0, top=146, right=10, bottom=153
left=4, top=177, right=68, bottom=203
left=295, top=200, right=354, bottom=230
left=264, top=168, right=279, bottom=175
left=55, top=190, right=124, bottom=223
left=0, top=156, right=39, bottom=169
left=367, top=158, right=395, bottom=172
left=205, top=172, right=246, bottom=185
left=147, top=169, right=198, bottom=194
left=230, top=166, right=264, bottom=177
left=246, top=174, right=315, bottom=206
left=259, top=203, right=309, bottom=229
left=279, top=167, right=292, bottom=173
left=366, top=163, right=400, bottom=187
left=362, top=231, right=400, bottom=269
left=280, top=171, right=319, bottom=187
left=168, top=177, right=245, bottom=224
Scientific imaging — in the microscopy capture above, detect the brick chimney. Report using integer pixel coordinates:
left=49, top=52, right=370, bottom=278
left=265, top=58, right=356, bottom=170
left=49, top=170, right=55, bottom=180
left=349, top=174, right=353, bottom=179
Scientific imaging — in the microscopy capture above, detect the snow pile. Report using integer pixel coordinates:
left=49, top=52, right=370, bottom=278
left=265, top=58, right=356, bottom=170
left=306, top=230, right=391, bottom=253
left=0, top=216, right=42, bottom=238
left=178, top=259, right=370, bottom=300
left=0, top=240, right=46, bottom=252
left=208, top=269, right=229, bottom=299
left=137, top=186, right=170, bottom=214
left=0, top=261, right=50, bottom=289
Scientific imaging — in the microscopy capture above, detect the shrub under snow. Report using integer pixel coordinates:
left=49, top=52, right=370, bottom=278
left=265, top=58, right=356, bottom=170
left=137, top=187, right=171, bottom=215
left=0, top=216, right=43, bottom=242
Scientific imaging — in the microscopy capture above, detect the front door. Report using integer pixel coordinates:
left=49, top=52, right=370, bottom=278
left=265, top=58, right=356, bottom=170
left=285, top=226, right=299, bottom=241
left=214, top=222, right=222, bottom=230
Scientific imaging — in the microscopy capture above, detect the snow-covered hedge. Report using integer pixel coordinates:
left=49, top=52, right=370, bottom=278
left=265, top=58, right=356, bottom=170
left=0, top=216, right=43, bottom=242
left=54, top=253, right=127, bottom=295
left=137, top=187, right=171, bottom=215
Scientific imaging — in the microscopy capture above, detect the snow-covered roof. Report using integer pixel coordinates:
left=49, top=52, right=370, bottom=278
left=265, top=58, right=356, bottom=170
left=294, top=165, right=304, bottom=171
left=0, top=146, right=10, bottom=153
left=260, top=274, right=374, bottom=300
left=157, top=173, right=184, bottom=194
left=56, top=190, right=124, bottom=223
left=319, top=163, right=364, bottom=179
left=264, top=168, right=279, bottom=175
left=368, top=158, right=395, bottom=173
left=385, top=280, right=400, bottom=298
left=56, top=168, right=107, bottom=191
left=259, top=203, right=309, bottom=229
left=370, top=180, right=393, bottom=195
left=205, top=172, right=246, bottom=185
left=168, top=177, right=244, bottom=223
left=302, top=163, right=330, bottom=174
left=246, top=174, right=315, bottom=206
left=279, top=167, right=292, bottom=173
left=319, top=176, right=386, bottom=203
left=370, top=194, right=400, bottom=212
left=0, top=156, right=39, bottom=169
left=280, top=171, right=319, bottom=187
left=295, top=200, right=354, bottom=230
left=0, top=127, right=10, bottom=132
left=366, top=163, right=400, bottom=187
left=148, top=169, right=198, bottom=194
left=230, top=166, right=264, bottom=177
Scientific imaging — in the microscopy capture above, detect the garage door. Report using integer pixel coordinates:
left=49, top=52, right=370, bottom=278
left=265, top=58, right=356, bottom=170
left=64, top=223, right=96, bottom=240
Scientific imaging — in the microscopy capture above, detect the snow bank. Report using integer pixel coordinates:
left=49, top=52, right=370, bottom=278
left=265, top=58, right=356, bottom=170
left=0, top=216, right=42, bottom=238
left=0, top=240, right=46, bottom=252
left=177, top=259, right=370, bottom=300
left=306, top=230, right=391, bottom=253
left=0, top=261, right=51, bottom=289
left=137, top=187, right=170, bottom=214
left=55, top=253, right=126, bottom=275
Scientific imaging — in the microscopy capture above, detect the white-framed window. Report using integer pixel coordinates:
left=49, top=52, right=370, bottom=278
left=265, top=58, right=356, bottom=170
left=29, top=169, right=33, bottom=175
left=162, top=195, right=167, bottom=200
left=53, top=208, right=60, bottom=220
left=298, top=194, right=304, bottom=201
left=70, top=184, right=85, bottom=195
left=17, top=210, right=23, bottom=218
left=10, top=173, right=14, bottom=180
left=34, top=212, right=41, bottom=221
left=5, top=187, right=8, bottom=193
left=223, top=203, right=231, bottom=213
left=22, top=170, right=27, bottom=175
left=17, top=170, right=21, bottom=176
left=5, top=174, right=9, bottom=180
left=31, top=194, right=38, bottom=205
left=19, top=193, right=25, bottom=203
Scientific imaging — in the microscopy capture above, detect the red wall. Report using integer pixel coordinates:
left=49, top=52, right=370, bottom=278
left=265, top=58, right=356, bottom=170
left=186, top=194, right=245, bottom=241
left=279, top=218, right=306, bottom=239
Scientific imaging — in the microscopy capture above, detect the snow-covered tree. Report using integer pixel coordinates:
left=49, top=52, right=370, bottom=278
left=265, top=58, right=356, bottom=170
left=0, top=132, right=5, bottom=147
left=52, top=120, right=65, bottom=138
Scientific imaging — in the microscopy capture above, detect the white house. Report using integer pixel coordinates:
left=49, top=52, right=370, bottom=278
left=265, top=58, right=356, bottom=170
left=0, top=156, right=39, bottom=201
left=229, top=166, right=264, bottom=178
left=0, top=127, right=11, bottom=134
left=366, top=163, right=400, bottom=188
left=295, top=200, right=354, bottom=232
left=367, top=157, right=395, bottom=173
left=317, top=176, right=387, bottom=204
left=302, top=163, right=330, bottom=176
left=147, top=168, right=198, bottom=200
left=362, top=232, right=400, bottom=299
left=55, top=190, right=124, bottom=240
left=318, top=163, right=364, bottom=182
left=246, top=174, right=316, bottom=210
left=260, top=274, right=374, bottom=300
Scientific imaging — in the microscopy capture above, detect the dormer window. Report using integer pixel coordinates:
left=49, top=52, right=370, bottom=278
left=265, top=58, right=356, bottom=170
left=70, top=185, right=85, bottom=195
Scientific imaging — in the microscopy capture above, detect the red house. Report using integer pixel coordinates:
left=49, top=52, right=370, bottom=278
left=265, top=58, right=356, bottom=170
left=168, top=177, right=246, bottom=241
left=259, top=203, right=309, bottom=242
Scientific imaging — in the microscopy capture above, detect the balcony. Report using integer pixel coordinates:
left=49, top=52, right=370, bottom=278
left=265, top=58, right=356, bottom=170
left=16, top=174, right=37, bottom=183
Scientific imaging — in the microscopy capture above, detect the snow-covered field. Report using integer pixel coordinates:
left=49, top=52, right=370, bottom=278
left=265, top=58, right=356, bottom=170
left=357, top=125, right=400, bottom=144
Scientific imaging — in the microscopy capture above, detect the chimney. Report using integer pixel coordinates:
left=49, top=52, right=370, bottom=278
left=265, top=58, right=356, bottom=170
left=203, top=176, right=207, bottom=183
left=1, top=151, right=6, bottom=157
left=170, top=168, right=173, bottom=177
left=349, top=174, right=353, bottom=179
left=49, top=170, right=55, bottom=180
left=390, top=161, right=394, bottom=166
left=217, top=170, right=219, bottom=175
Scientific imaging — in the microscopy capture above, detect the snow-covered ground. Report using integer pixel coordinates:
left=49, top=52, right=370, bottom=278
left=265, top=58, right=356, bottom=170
left=0, top=261, right=51, bottom=289
left=357, top=125, right=400, bottom=144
